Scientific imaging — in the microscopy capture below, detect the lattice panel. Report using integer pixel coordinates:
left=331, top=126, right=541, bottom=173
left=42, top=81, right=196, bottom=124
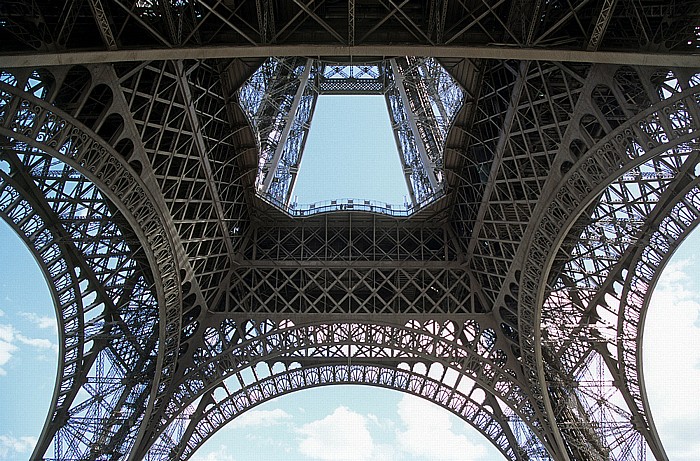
left=115, top=60, right=236, bottom=304
left=469, top=61, right=589, bottom=304
left=244, top=219, right=458, bottom=262
left=224, top=266, right=472, bottom=315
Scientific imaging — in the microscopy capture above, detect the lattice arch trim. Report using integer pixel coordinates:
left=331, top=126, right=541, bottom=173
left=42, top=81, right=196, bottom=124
left=163, top=364, right=544, bottom=461
left=517, top=76, right=700, bottom=459
left=143, top=318, right=556, bottom=460
left=0, top=73, right=183, bottom=454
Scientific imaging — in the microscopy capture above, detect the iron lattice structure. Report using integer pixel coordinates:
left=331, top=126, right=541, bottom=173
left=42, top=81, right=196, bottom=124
left=240, top=56, right=462, bottom=212
left=1, top=1, right=700, bottom=460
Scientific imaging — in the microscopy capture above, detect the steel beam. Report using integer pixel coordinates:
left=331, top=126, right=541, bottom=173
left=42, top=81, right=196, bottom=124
left=260, top=58, right=313, bottom=196
left=4, top=45, right=700, bottom=67
left=586, top=0, right=618, bottom=51
left=390, top=58, right=441, bottom=194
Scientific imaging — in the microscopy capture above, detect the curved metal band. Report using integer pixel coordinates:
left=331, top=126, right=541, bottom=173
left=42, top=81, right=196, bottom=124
left=171, top=363, right=544, bottom=461
left=517, top=80, right=700, bottom=458
left=0, top=74, right=182, bottom=457
left=615, top=184, right=700, bottom=454
left=0, top=172, right=90, bottom=454
left=0, top=153, right=159, bottom=459
left=543, top=176, right=700, bottom=459
left=143, top=318, right=551, bottom=458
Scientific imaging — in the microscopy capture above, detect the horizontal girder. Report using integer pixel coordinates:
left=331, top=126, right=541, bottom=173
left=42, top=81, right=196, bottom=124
left=4, top=45, right=700, bottom=68
left=3, top=1, right=700, bottom=459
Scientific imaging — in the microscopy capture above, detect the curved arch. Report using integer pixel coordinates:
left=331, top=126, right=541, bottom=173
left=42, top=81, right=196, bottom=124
left=540, top=176, right=700, bottom=460
left=0, top=152, right=159, bottom=459
left=0, top=171, right=84, bottom=453
left=167, top=364, right=544, bottom=461
left=0, top=74, right=182, bottom=458
left=614, top=184, right=700, bottom=457
left=144, top=318, right=553, bottom=459
left=517, top=76, right=700, bottom=459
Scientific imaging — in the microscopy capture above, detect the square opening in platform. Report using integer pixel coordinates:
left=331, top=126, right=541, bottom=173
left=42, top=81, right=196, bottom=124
left=290, top=95, right=410, bottom=208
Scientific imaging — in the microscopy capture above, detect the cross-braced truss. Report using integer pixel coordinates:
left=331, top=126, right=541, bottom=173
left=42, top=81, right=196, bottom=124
left=240, top=56, right=463, bottom=211
left=1, top=1, right=700, bottom=460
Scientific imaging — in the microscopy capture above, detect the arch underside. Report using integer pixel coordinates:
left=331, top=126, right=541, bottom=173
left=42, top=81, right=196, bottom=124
left=4, top=61, right=700, bottom=461
left=144, top=316, right=554, bottom=460
left=0, top=67, right=182, bottom=460
left=517, top=69, right=700, bottom=460
left=2, top=4, right=700, bottom=458
left=153, top=363, right=542, bottom=461
left=0, top=145, right=160, bottom=459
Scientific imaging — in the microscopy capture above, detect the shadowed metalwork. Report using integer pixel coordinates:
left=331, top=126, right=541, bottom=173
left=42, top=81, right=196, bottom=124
left=1, top=2, right=700, bottom=460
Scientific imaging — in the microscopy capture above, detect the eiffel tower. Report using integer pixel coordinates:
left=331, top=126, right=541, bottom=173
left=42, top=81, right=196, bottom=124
left=1, top=1, right=699, bottom=460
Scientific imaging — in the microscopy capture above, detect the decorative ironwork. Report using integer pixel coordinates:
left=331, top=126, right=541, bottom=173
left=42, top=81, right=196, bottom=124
left=239, top=57, right=465, bottom=211
left=1, top=2, right=700, bottom=461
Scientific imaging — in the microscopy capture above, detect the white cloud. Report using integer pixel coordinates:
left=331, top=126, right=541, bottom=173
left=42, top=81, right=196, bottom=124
left=19, top=312, right=56, bottom=330
left=16, top=334, right=58, bottom=352
left=0, top=324, right=18, bottom=375
left=0, top=434, right=37, bottom=459
left=228, top=408, right=292, bottom=429
left=395, top=395, right=488, bottom=461
left=189, top=444, right=237, bottom=461
left=297, top=406, right=393, bottom=461
left=644, top=259, right=700, bottom=460
left=0, top=324, right=12, bottom=343
left=0, top=323, right=58, bottom=375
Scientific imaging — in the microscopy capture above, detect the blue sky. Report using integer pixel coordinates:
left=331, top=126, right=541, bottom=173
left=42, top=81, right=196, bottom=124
left=291, top=95, right=409, bottom=206
left=3, top=217, right=700, bottom=460
left=0, top=95, right=699, bottom=460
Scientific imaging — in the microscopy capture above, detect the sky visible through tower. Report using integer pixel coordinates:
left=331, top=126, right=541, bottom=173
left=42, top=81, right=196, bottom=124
left=291, top=95, right=410, bottom=207
left=0, top=93, right=700, bottom=459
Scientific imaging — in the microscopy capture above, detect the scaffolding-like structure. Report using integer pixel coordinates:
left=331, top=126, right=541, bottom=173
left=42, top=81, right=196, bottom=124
left=240, top=57, right=463, bottom=213
left=1, top=1, right=700, bottom=460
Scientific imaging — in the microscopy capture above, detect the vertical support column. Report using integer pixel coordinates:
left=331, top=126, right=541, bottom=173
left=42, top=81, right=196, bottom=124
left=348, top=0, right=355, bottom=45
left=389, top=58, right=441, bottom=195
left=260, top=58, right=314, bottom=194
left=87, top=0, right=117, bottom=50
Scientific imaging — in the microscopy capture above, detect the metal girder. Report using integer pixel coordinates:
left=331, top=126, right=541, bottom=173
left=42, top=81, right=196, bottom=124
left=348, top=0, right=355, bottom=46
left=390, top=58, right=441, bottom=195
left=165, top=363, right=534, bottom=461
left=259, top=58, right=313, bottom=196
left=5, top=45, right=700, bottom=68
left=87, top=0, right=118, bottom=50
left=466, top=60, right=529, bottom=266
left=586, top=0, right=618, bottom=51
left=0, top=146, right=159, bottom=461
left=255, top=0, right=275, bottom=44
